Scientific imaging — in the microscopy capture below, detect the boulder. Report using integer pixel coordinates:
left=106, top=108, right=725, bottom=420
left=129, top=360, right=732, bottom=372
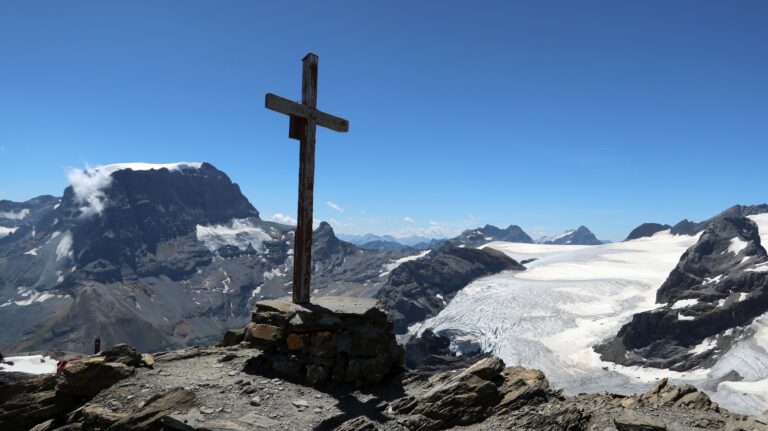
left=394, top=357, right=550, bottom=430
left=68, top=404, right=127, bottom=428
left=140, top=353, right=155, bottom=369
left=218, top=328, right=245, bottom=347
left=639, top=379, right=716, bottom=411
left=98, top=344, right=143, bottom=367
left=56, top=357, right=135, bottom=398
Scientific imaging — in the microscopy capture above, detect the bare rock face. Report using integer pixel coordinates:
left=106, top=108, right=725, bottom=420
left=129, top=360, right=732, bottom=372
left=597, top=216, right=768, bottom=370
left=233, top=296, right=403, bottom=385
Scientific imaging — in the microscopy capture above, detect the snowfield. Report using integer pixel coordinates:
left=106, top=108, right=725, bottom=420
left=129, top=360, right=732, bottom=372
left=0, top=355, right=57, bottom=374
left=414, top=222, right=768, bottom=415
left=380, top=249, right=431, bottom=278
left=196, top=218, right=273, bottom=253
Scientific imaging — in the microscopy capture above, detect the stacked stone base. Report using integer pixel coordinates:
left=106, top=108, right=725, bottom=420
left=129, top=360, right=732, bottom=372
left=224, top=296, right=403, bottom=385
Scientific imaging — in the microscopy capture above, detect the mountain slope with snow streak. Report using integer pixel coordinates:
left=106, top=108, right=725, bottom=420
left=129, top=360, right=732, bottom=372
left=412, top=227, right=768, bottom=415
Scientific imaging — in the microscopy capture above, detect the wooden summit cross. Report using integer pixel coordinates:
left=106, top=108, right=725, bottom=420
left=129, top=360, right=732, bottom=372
left=265, top=53, right=349, bottom=304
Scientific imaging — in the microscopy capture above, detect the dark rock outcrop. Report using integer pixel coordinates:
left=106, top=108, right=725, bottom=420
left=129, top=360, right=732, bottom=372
left=98, top=344, right=143, bottom=367
left=376, top=247, right=525, bottom=333
left=311, top=222, right=358, bottom=271
left=56, top=357, right=135, bottom=398
left=625, top=223, right=672, bottom=241
left=597, top=216, right=768, bottom=370
left=403, top=329, right=485, bottom=372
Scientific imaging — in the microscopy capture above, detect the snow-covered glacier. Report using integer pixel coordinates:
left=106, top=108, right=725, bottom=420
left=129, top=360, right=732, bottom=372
left=414, top=228, right=768, bottom=415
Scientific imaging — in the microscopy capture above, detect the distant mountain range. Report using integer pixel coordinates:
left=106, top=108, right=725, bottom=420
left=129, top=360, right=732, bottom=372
left=338, top=233, right=440, bottom=247
left=342, top=224, right=609, bottom=251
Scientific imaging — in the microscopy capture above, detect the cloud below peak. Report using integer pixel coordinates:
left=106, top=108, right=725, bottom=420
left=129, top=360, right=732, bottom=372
left=272, top=213, right=297, bottom=225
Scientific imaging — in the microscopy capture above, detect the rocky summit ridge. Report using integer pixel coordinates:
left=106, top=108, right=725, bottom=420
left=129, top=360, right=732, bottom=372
left=2, top=309, right=767, bottom=430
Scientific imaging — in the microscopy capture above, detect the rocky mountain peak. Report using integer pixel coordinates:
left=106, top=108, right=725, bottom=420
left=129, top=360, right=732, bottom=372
left=311, top=221, right=357, bottom=270
left=597, top=214, right=768, bottom=372
left=543, top=225, right=602, bottom=245
left=625, top=223, right=672, bottom=241
left=50, top=162, right=260, bottom=282
left=656, top=216, right=766, bottom=303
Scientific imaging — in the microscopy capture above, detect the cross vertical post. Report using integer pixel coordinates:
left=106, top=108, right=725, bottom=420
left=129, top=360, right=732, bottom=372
left=293, top=54, right=318, bottom=304
left=265, top=54, right=349, bottom=304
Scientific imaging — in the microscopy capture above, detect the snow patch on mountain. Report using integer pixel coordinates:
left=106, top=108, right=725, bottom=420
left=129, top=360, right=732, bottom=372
left=379, top=249, right=431, bottom=278
left=671, top=298, right=699, bottom=309
left=67, top=162, right=203, bottom=216
left=538, top=230, right=575, bottom=244
left=0, top=226, right=18, bottom=238
left=747, top=213, right=768, bottom=247
left=56, top=232, right=73, bottom=261
left=0, top=354, right=56, bottom=374
left=728, top=237, right=749, bottom=255
left=0, top=208, right=30, bottom=220
left=1, top=286, right=66, bottom=308
left=196, top=218, right=272, bottom=253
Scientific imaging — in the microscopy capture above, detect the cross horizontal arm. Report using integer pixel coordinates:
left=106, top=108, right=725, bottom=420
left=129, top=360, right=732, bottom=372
left=265, top=93, right=349, bottom=133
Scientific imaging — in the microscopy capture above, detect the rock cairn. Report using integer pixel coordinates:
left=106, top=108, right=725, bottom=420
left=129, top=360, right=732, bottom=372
left=221, top=296, right=403, bottom=385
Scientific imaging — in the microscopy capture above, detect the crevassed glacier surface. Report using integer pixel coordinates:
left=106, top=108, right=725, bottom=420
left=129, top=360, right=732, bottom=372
left=415, top=226, right=768, bottom=415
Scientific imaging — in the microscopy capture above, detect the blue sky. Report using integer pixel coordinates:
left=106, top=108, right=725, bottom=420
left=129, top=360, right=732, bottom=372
left=1, top=1, right=766, bottom=241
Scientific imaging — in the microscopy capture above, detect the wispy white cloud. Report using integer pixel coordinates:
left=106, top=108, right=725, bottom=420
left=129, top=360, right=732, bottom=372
left=0, top=208, right=30, bottom=220
left=326, top=201, right=344, bottom=213
left=403, top=216, right=415, bottom=223
left=272, top=213, right=296, bottom=225
left=429, top=220, right=440, bottom=226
